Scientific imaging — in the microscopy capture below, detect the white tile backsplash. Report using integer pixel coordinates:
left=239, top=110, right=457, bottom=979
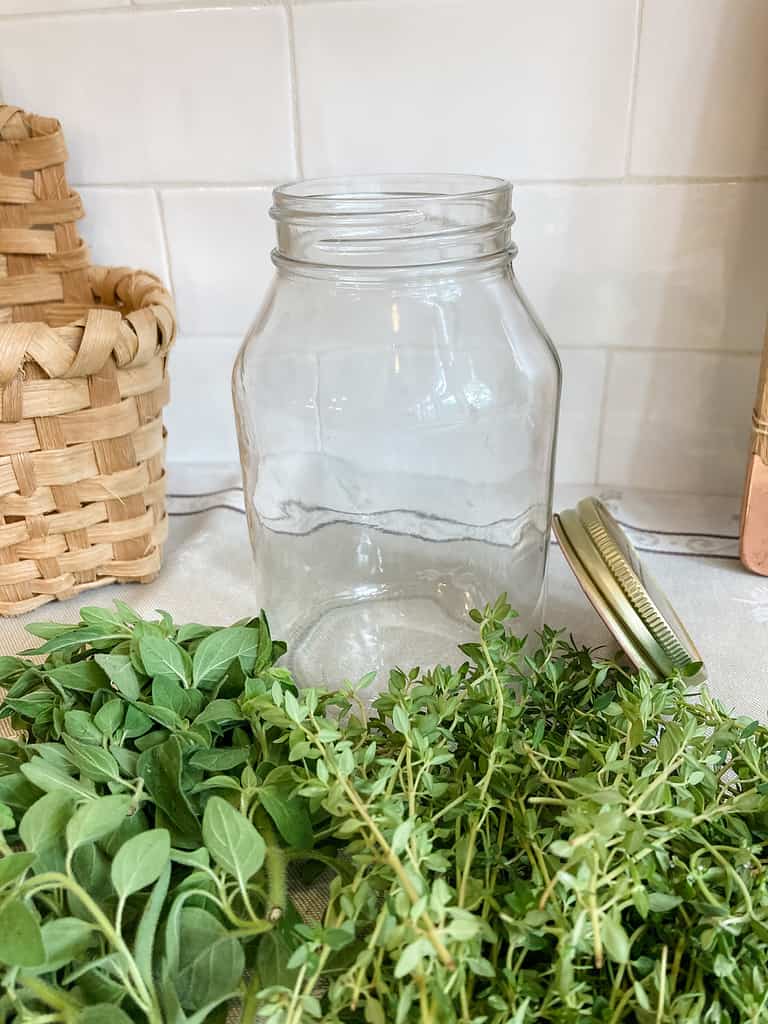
left=631, top=0, right=768, bottom=177
left=557, top=349, right=607, bottom=486
left=165, top=337, right=241, bottom=463
left=0, top=8, right=294, bottom=184
left=0, top=0, right=764, bottom=494
left=294, top=0, right=636, bottom=179
left=599, top=350, right=758, bottom=495
left=161, top=188, right=275, bottom=336
left=0, top=0, right=124, bottom=10
left=166, top=337, right=606, bottom=481
left=78, top=188, right=168, bottom=284
left=515, top=183, right=768, bottom=352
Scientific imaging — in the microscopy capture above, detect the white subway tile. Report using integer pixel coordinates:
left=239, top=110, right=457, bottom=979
left=0, top=0, right=125, bottom=10
left=134, top=0, right=277, bottom=5
left=161, top=188, right=275, bottom=336
left=0, top=9, right=294, bottom=184
left=631, top=0, right=768, bottom=177
left=77, top=188, right=168, bottom=284
left=555, top=349, right=606, bottom=486
left=599, top=350, right=758, bottom=495
left=514, top=183, right=768, bottom=352
left=294, top=0, right=635, bottom=179
left=165, top=336, right=241, bottom=463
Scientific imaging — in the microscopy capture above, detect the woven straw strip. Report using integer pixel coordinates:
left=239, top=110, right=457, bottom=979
left=0, top=559, right=45, bottom=586
left=30, top=575, right=76, bottom=597
left=0, top=489, right=56, bottom=516
left=37, top=304, right=98, bottom=328
left=17, top=535, right=69, bottom=559
left=108, top=547, right=164, bottom=579
left=133, top=419, right=165, bottom=461
left=75, top=464, right=152, bottom=503
left=0, top=468, right=156, bottom=514
left=0, top=129, right=68, bottom=174
left=30, top=370, right=94, bottom=588
left=68, top=308, right=123, bottom=378
left=61, top=397, right=141, bottom=445
left=0, top=396, right=155, bottom=455
left=136, top=381, right=169, bottom=421
left=0, top=229, right=56, bottom=255
left=0, top=420, right=165, bottom=490
left=31, top=502, right=108, bottom=538
left=0, top=175, right=34, bottom=205
left=88, top=359, right=149, bottom=564
left=144, top=476, right=166, bottom=505
left=0, top=594, right=51, bottom=616
left=58, top=543, right=113, bottom=574
left=89, top=509, right=156, bottom=545
left=0, top=274, right=63, bottom=306
left=5, top=379, right=90, bottom=419
left=0, top=369, right=165, bottom=423
left=118, top=359, right=165, bottom=397
left=0, top=108, right=21, bottom=133
left=0, top=463, right=22, bottom=498
left=0, top=421, right=42, bottom=456
left=19, top=194, right=83, bottom=226
left=0, top=522, right=28, bottom=550
left=0, top=277, right=173, bottom=384
left=45, top=241, right=91, bottom=274
left=29, top=444, right=98, bottom=487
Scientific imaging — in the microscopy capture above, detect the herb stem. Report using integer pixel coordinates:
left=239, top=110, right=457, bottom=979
left=588, top=861, right=603, bottom=969
left=22, top=873, right=155, bottom=1015
left=458, top=621, right=506, bottom=907
left=336, top=773, right=455, bottom=970
left=252, top=810, right=286, bottom=920
left=607, top=986, right=634, bottom=1024
left=656, top=944, right=668, bottom=1024
left=416, top=973, right=434, bottom=1024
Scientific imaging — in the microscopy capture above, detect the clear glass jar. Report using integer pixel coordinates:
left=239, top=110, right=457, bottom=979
left=233, top=175, right=560, bottom=688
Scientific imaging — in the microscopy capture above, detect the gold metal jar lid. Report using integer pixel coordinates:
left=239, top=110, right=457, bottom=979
left=553, top=497, right=704, bottom=680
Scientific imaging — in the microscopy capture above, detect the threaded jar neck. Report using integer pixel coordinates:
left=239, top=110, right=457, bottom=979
left=271, top=174, right=516, bottom=272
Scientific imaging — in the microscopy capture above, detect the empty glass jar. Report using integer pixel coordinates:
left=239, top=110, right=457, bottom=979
left=233, top=175, right=560, bottom=688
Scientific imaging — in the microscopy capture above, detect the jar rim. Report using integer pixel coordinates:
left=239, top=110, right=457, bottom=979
left=272, top=173, right=511, bottom=208
left=271, top=174, right=515, bottom=270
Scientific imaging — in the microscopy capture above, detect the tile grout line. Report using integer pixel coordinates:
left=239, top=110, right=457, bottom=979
left=69, top=177, right=768, bottom=191
left=284, top=0, right=305, bottom=178
left=170, top=333, right=763, bottom=359
left=592, top=349, right=614, bottom=486
left=617, top=174, right=768, bottom=185
left=0, top=1, right=275, bottom=21
left=559, top=345, right=762, bottom=359
left=154, top=189, right=179, bottom=314
left=72, top=181, right=283, bottom=191
left=622, top=0, right=645, bottom=178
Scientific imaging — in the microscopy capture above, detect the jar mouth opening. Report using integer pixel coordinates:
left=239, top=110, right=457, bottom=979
left=272, top=173, right=510, bottom=208
left=271, top=174, right=514, bottom=269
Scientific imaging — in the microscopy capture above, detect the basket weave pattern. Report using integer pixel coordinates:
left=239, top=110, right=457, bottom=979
left=0, top=105, right=176, bottom=615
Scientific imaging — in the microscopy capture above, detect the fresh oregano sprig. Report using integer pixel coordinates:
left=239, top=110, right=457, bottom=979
left=0, top=603, right=325, bottom=1023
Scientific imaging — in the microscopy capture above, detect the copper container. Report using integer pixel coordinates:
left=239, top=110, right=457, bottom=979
left=740, top=320, right=768, bottom=575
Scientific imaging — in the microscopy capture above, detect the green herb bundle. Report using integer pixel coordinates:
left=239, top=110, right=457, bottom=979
left=0, top=598, right=766, bottom=1023
left=0, top=602, right=317, bottom=1023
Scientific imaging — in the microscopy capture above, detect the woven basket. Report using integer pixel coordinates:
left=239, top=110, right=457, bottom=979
left=0, top=105, right=176, bottom=616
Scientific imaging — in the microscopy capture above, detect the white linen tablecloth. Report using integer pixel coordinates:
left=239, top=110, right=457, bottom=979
left=0, top=465, right=764, bottom=721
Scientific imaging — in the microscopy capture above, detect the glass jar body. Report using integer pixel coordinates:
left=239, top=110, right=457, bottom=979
left=233, top=179, right=560, bottom=688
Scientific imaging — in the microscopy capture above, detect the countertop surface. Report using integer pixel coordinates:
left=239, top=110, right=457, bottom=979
left=0, top=465, right=763, bottom=721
